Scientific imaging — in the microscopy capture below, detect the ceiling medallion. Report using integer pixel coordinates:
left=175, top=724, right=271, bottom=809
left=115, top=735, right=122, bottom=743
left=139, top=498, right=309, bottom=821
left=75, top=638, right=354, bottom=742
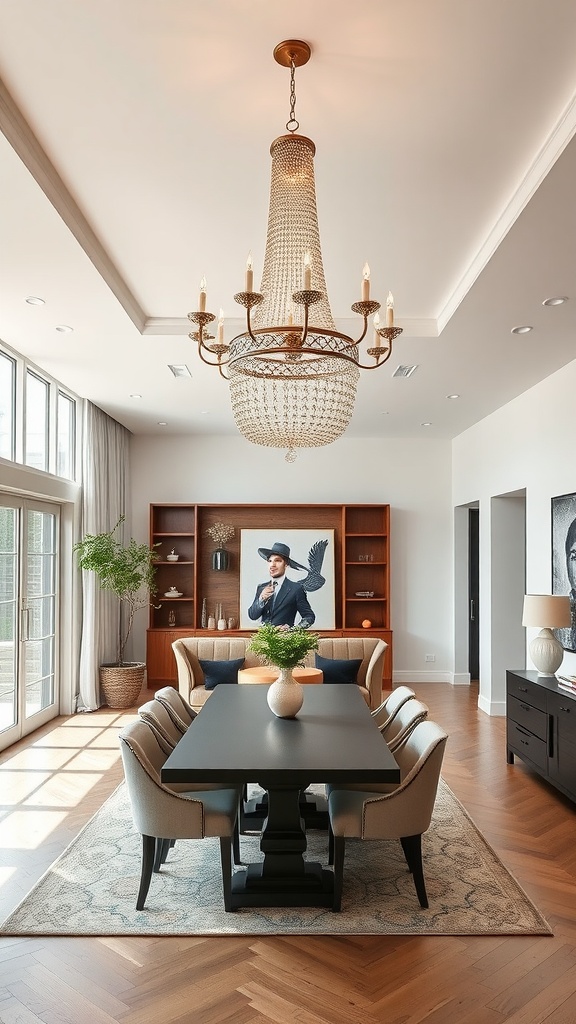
left=188, top=40, right=403, bottom=461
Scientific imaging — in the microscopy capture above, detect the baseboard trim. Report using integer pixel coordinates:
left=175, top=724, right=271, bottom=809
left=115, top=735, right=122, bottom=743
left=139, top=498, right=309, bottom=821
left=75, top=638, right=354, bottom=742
left=393, top=671, right=452, bottom=684
left=478, top=694, right=506, bottom=717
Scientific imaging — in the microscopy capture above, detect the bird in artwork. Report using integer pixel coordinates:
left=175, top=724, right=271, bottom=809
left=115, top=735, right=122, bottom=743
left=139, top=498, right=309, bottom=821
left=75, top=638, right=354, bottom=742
left=300, top=539, right=329, bottom=592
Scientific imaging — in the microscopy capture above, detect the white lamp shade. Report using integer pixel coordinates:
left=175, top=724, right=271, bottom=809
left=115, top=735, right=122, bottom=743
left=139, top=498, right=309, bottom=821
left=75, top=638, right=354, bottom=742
left=522, top=594, right=571, bottom=628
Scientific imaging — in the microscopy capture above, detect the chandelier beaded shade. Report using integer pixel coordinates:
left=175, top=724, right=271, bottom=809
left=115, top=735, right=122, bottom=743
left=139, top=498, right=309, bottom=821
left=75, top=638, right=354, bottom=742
left=188, top=40, right=402, bottom=462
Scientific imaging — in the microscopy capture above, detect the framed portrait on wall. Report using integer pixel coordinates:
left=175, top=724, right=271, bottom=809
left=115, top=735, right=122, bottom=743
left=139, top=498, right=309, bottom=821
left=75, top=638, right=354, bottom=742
left=239, top=528, right=335, bottom=630
left=551, top=491, right=576, bottom=652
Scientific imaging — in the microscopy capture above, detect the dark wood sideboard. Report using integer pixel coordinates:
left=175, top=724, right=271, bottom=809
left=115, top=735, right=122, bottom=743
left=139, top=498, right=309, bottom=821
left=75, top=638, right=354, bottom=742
left=506, top=669, right=576, bottom=803
left=146, top=503, right=393, bottom=689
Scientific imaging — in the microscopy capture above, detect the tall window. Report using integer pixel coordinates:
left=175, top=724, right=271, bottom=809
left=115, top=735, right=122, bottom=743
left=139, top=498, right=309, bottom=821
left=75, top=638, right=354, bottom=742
left=57, top=391, right=76, bottom=480
left=0, top=350, right=15, bottom=461
left=0, top=343, right=78, bottom=480
left=25, top=370, right=49, bottom=471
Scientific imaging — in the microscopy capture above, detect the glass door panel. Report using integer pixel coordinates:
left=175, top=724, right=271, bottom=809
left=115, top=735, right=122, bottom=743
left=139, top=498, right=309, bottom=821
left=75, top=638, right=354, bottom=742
left=0, top=497, right=59, bottom=750
left=23, top=510, right=57, bottom=718
left=0, top=506, right=17, bottom=733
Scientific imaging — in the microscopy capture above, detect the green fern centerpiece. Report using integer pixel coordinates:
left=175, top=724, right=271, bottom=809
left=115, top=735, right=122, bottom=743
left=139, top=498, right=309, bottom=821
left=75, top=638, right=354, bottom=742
left=248, top=624, right=320, bottom=669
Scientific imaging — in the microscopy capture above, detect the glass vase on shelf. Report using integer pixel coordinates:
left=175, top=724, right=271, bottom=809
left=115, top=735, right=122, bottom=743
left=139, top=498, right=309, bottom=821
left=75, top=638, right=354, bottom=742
left=206, top=522, right=235, bottom=572
left=212, top=548, right=229, bottom=571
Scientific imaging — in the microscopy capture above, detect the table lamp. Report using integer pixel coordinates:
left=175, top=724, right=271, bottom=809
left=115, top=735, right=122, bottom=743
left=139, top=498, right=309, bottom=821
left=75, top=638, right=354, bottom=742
left=522, top=594, right=571, bottom=675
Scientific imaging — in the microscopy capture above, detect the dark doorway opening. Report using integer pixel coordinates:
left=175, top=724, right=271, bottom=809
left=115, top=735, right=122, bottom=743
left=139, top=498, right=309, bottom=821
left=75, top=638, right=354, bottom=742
left=468, top=508, right=479, bottom=680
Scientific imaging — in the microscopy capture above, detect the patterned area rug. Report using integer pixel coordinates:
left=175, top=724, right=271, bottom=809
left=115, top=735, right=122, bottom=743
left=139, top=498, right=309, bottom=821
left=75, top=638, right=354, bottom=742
left=0, top=780, right=551, bottom=936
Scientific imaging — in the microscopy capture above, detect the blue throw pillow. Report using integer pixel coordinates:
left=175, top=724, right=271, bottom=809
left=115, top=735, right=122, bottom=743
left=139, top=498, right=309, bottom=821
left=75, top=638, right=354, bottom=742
left=315, top=654, right=363, bottom=685
left=198, top=657, right=245, bottom=690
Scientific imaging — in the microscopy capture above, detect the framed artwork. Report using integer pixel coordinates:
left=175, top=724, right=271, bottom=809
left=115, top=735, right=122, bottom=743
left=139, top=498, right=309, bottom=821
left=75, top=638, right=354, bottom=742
left=551, top=491, right=576, bottom=652
left=239, top=528, right=335, bottom=630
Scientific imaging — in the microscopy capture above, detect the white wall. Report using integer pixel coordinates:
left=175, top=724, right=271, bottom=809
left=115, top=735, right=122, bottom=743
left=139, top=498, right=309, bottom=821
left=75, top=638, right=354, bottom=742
left=130, top=435, right=454, bottom=680
left=453, top=357, right=576, bottom=709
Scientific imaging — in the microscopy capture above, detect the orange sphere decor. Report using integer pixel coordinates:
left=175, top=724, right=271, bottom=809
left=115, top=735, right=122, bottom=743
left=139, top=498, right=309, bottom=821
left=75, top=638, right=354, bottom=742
left=361, top=619, right=372, bottom=629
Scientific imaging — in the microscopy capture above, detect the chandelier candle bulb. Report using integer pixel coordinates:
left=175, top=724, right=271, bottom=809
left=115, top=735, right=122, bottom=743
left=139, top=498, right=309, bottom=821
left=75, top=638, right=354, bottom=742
left=386, top=291, right=394, bottom=327
left=362, top=263, right=370, bottom=302
left=217, top=309, right=224, bottom=343
left=303, top=252, right=312, bottom=289
left=246, top=254, right=253, bottom=292
left=199, top=277, right=207, bottom=313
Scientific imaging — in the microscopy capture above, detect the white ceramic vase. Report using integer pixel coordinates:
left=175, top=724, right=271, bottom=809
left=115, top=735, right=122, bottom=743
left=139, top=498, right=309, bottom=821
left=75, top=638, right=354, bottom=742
left=266, top=666, right=304, bottom=719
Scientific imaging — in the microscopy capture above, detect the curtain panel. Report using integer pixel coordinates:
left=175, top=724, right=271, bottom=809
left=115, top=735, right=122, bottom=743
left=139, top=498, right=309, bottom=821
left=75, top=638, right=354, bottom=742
left=78, top=402, right=131, bottom=711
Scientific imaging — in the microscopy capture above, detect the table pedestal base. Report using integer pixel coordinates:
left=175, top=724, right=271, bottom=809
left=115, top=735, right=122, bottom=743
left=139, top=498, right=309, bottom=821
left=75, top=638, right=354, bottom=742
left=230, top=781, right=334, bottom=910
left=241, top=790, right=329, bottom=832
left=230, top=861, right=334, bottom=909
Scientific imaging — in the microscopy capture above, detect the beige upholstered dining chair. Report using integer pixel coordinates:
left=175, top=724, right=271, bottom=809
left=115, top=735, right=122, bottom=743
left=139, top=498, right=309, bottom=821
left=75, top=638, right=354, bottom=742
left=381, top=697, right=429, bottom=752
left=119, top=719, right=240, bottom=911
left=154, top=686, right=196, bottom=734
left=138, top=699, right=182, bottom=754
left=328, top=719, right=448, bottom=911
left=371, top=685, right=416, bottom=729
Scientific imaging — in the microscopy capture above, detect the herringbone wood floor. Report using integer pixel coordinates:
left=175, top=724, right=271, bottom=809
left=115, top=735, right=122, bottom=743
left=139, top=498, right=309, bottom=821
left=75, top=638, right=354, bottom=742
left=1, top=682, right=575, bottom=1024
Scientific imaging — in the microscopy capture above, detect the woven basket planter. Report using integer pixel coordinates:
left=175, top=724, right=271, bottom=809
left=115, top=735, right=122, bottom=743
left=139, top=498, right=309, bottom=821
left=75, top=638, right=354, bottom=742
left=99, top=663, right=145, bottom=709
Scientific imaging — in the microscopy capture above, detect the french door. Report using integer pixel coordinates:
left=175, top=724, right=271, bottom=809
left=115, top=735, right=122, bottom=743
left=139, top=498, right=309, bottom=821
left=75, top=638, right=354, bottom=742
left=0, top=496, right=60, bottom=751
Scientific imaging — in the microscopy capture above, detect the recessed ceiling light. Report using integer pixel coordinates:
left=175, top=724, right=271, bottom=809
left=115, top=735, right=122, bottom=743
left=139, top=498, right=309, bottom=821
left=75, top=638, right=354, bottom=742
left=158, top=421, right=167, bottom=426
left=511, top=325, right=533, bottom=335
left=380, top=411, right=389, bottom=415
left=421, top=422, right=432, bottom=427
left=446, top=394, right=460, bottom=400
left=542, top=296, right=568, bottom=306
left=130, top=393, right=142, bottom=399
left=200, top=410, right=209, bottom=415
left=55, top=325, right=73, bottom=333
left=168, top=364, right=192, bottom=378
left=25, top=296, right=45, bottom=305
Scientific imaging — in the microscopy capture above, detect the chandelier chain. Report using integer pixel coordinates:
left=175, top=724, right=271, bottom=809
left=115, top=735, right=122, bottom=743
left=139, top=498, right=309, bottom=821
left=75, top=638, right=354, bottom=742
left=286, top=59, right=299, bottom=133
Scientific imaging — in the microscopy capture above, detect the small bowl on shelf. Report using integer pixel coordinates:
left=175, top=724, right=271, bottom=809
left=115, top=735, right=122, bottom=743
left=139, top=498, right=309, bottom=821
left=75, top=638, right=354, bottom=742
left=164, top=588, right=183, bottom=598
left=166, top=553, right=179, bottom=562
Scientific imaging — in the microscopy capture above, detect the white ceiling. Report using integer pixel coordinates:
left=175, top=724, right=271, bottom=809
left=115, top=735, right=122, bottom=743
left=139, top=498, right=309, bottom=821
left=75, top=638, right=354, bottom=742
left=0, top=0, right=575, bottom=441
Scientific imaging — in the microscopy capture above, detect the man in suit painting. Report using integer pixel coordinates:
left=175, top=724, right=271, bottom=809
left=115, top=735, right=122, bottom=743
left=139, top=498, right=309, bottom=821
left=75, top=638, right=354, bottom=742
left=248, top=542, right=315, bottom=629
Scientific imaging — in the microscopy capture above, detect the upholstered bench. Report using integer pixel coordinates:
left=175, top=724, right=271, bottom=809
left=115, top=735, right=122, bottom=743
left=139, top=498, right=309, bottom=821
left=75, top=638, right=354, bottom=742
left=171, top=635, right=387, bottom=714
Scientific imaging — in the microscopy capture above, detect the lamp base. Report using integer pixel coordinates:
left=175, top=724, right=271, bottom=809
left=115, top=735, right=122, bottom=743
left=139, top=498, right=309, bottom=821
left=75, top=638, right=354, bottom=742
left=529, top=628, right=564, bottom=676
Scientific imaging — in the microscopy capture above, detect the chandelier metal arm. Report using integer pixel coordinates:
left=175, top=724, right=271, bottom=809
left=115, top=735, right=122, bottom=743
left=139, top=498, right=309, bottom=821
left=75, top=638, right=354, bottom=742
left=233, top=291, right=264, bottom=347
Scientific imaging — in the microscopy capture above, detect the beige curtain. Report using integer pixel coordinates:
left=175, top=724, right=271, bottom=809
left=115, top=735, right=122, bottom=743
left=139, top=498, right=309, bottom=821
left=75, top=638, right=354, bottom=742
left=77, top=402, right=131, bottom=711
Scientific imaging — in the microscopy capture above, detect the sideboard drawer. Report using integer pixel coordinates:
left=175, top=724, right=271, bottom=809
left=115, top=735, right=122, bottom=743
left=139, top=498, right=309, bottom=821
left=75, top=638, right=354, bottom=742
left=507, top=675, right=547, bottom=712
left=547, top=691, right=576, bottom=745
left=507, top=722, right=548, bottom=772
left=507, top=695, right=548, bottom=741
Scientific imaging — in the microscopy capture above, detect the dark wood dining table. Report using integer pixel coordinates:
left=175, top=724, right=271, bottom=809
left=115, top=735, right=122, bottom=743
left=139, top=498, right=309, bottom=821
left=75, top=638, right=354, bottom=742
left=161, top=683, right=400, bottom=910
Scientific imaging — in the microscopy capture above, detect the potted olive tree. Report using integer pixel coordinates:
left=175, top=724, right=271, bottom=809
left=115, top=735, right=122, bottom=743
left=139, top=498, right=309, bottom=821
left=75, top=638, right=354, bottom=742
left=75, top=516, right=158, bottom=708
left=248, top=624, right=319, bottom=719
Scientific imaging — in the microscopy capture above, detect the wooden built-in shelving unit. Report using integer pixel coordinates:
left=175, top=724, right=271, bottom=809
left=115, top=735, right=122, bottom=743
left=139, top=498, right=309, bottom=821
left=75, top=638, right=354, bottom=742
left=146, top=503, right=392, bottom=687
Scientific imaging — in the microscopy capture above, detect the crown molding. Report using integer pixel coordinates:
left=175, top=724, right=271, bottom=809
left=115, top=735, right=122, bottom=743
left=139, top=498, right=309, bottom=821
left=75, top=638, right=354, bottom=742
left=143, top=315, right=439, bottom=337
left=437, top=88, right=576, bottom=334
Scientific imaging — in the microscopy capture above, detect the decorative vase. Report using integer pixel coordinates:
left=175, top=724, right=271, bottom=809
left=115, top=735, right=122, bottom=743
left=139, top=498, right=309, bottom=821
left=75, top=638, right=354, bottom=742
left=212, top=547, right=229, bottom=571
left=201, top=597, right=207, bottom=628
left=266, top=666, right=304, bottom=719
left=207, top=615, right=216, bottom=630
left=217, top=616, right=226, bottom=630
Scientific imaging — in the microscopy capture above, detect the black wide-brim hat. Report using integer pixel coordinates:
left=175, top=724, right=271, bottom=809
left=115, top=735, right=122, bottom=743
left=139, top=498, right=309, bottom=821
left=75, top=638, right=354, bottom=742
left=258, top=541, right=307, bottom=571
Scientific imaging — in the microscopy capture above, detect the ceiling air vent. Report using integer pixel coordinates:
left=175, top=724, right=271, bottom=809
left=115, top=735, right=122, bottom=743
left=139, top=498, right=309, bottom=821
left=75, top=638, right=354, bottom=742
left=392, top=364, right=418, bottom=378
left=168, top=364, right=192, bottom=378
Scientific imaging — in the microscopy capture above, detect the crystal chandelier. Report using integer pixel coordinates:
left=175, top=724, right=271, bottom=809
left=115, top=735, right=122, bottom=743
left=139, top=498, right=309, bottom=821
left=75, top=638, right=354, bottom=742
left=188, top=40, right=403, bottom=462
